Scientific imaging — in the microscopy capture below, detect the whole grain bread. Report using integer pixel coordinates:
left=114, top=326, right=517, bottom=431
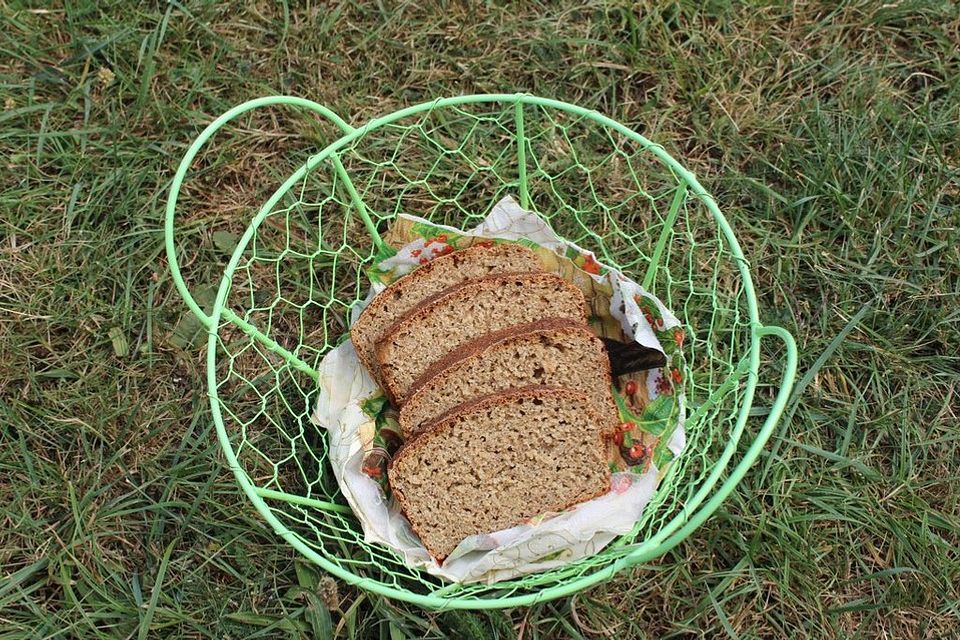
left=399, top=319, right=619, bottom=439
left=350, top=243, right=542, bottom=383
left=388, top=386, right=611, bottom=561
left=375, top=273, right=589, bottom=404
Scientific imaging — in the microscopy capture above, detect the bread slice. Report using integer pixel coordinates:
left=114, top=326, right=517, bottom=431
left=375, top=273, right=589, bottom=404
left=351, top=242, right=542, bottom=383
left=388, top=386, right=611, bottom=561
left=399, top=319, right=619, bottom=439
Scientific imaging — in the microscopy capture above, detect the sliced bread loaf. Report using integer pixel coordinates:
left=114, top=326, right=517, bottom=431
left=375, top=273, right=589, bottom=404
left=399, top=319, right=619, bottom=439
left=388, top=386, right=611, bottom=561
left=351, top=242, right=541, bottom=383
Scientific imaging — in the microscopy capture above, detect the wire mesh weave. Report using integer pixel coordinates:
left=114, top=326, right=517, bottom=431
left=166, top=94, right=797, bottom=609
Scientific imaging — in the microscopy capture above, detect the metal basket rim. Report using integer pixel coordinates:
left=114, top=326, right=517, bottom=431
left=165, top=93, right=798, bottom=609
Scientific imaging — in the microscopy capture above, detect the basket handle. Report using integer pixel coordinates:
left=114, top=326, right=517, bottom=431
left=622, top=324, right=798, bottom=567
left=164, top=96, right=356, bottom=328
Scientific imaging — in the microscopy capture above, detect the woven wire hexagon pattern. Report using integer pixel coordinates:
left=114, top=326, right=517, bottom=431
left=165, top=94, right=797, bottom=609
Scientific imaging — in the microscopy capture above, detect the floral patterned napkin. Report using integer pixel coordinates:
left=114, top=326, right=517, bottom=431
left=312, top=196, right=685, bottom=583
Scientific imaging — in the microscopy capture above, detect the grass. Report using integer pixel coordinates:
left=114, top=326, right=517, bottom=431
left=1, top=0, right=958, bottom=637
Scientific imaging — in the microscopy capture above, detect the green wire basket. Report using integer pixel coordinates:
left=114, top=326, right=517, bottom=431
left=165, top=94, right=798, bottom=609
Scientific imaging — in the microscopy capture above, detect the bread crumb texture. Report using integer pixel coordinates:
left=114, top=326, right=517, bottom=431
left=389, top=387, right=609, bottom=560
